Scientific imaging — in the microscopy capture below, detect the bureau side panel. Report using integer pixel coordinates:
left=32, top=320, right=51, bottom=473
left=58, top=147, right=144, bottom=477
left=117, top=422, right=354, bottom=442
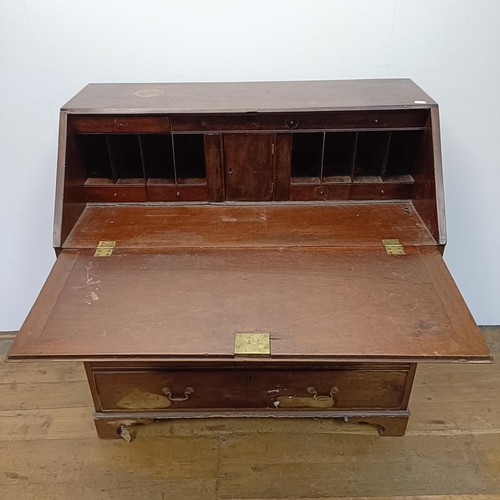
left=53, top=112, right=87, bottom=249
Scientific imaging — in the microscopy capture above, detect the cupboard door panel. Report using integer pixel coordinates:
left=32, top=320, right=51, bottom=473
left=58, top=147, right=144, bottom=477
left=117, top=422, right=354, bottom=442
left=223, top=134, right=274, bottom=201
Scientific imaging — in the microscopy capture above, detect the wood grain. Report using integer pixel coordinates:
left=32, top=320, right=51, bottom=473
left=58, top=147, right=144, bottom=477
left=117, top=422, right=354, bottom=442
left=204, top=133, right=224, bottom=202
left=170, top=109, right=429, bottom=131
left=216, top=435, right=491, bottom=498
left=412, top=109, right=445, bottom=244
left=1, top=330, right=499, bottom=499
left=63, top=203, right=435, bottom=250
left=223, top=134, right=274, bottom=201
left=61, top=79, right=436, bottom=114
left=0, top=359, right=86, bottom=384
left=273, top=133, right=292, bottom=200
left=69, top=115, right=170, bottom=133
left=53, top=112, right=87, bottom=249
left=92, top=366, right=409, bottom=412
left=0, top=380, right=91, bottom=411
left=7, top=248, right=490, bottom=361
left=0, top=437, right=218, bottom=483
left=0, top=481, right=217, bottom=500
left=8, top=250, right=79, bottom=357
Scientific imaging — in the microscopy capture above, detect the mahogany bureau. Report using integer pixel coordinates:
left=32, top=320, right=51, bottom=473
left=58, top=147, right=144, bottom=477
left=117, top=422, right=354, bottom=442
left=8, top=80, right=491, bottom=439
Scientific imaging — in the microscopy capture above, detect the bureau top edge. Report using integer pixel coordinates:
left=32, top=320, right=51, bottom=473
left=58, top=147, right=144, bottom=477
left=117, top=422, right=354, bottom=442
left=61, top=79, right=438, bottom=113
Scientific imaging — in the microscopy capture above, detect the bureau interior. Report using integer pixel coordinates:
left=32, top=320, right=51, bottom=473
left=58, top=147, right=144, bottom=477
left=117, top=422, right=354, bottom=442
left=78, top=133, right=206, bottom=182
left=66, top=109, right=433, bottom=201
left=57, top=108, right=441, bottom=249
left=290, top=130, right=422, bottom=181
left=78, top=130, right=423, bottom=191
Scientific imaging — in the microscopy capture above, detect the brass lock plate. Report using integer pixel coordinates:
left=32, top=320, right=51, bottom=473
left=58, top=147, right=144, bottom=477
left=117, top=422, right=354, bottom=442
left=234, top=332, right=271, bottom=357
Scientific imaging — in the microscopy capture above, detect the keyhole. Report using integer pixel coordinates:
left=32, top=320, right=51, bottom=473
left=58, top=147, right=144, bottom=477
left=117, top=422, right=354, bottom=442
left=228, top=167, right=233, bottom=174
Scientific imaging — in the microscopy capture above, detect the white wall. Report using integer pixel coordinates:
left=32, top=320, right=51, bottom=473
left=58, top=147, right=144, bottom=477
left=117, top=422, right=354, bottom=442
left=1, top=0, right=499, bottom=329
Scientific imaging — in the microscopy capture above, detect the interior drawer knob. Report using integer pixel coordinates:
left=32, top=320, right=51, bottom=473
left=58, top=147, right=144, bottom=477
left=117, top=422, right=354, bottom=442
left=113, top=118, right=127, bottom=128
left=162, top=386, right=194, bottom=402
left=314, top=186, right=329, bottom=199
left=285, top=118, right=299, bottom=129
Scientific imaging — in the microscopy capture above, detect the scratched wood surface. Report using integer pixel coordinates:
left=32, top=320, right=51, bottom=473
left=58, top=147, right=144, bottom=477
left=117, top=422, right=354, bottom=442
left=0, top=327, right=499, bottom=499
left=61, top=79, right=436, bottom=114
left=64, top=203, right=435, bottom=250
left=8, top=247, right=489, bottom=361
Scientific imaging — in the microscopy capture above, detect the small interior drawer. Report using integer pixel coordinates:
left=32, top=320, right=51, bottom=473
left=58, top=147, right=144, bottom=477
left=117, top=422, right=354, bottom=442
left=92, top=367, right=409, bottom=412
left=171, top=109, right=429, bottom=132
left=70, top=115, right=171, bottom=133
left=171, top=113, right=298, bottom=131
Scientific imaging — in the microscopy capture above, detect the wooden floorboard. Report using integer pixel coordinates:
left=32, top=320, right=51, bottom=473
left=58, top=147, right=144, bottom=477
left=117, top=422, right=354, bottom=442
left=0, top=327, right=499, bottom=499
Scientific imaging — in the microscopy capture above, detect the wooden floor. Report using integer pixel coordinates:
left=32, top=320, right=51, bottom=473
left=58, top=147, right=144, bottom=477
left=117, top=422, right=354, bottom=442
left=0, top=328, right=499, bottom=500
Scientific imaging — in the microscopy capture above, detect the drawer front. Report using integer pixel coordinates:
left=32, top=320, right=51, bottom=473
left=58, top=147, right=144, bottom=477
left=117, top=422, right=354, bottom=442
left=70, top=115, right=171, bottom=133
left=172, top=113, right=298, bottom=132
left=93, top=368, right=408, bottom=412
left=171, top=110, right=428, bottom=132
left=84, top=183, right=148, bottom=202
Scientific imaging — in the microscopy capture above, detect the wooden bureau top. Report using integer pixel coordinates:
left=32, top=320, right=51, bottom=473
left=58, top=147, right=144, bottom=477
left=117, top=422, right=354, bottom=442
left=62, top=79, right=436, bottom=114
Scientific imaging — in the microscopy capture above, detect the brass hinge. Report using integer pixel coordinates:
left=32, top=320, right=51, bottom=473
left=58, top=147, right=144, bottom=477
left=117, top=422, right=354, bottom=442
left=234, top=332, right=271, bottom=357
left=382, top=239, right=405, bottom=255
left=94, top=240, right=116, bottom=257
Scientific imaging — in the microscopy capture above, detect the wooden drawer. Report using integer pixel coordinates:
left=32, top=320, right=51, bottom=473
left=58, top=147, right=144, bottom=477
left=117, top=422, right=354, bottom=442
left=171, top=109, right=429, bottom=132
left=70, top=115, right=171, bottom=133
left=84, top=179, right=148, bottom=202
left=172, top=113, right=298, bottom=131
left=92, top=367, right=409, bottom=412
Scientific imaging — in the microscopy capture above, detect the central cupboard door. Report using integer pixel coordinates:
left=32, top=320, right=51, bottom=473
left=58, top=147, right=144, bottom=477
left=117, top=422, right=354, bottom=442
left=223, top=134, right=274, bottom=201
